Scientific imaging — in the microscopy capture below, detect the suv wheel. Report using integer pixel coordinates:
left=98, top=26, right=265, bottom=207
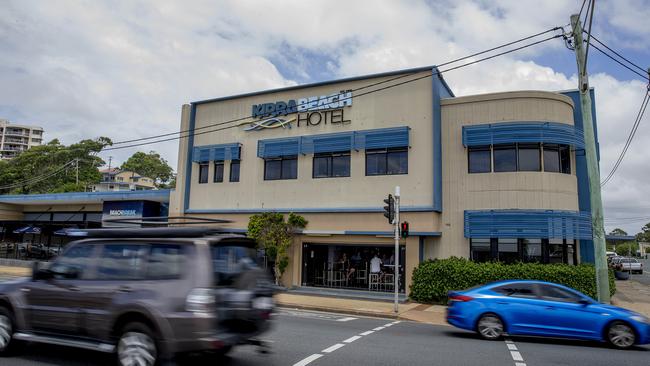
left=476, top=313, right=504, bottom=340
left=0, top=307, right=19, bottom=356
left=117, top=323, right=158, bottom=366
left=607, top=321, right=636, bottom=349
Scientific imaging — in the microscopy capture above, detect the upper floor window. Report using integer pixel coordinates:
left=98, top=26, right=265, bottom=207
left=313, top=152, right=350, bottom=178
left=468, top=146, right=491, bottom=173
left=230, top=160, right=240, bottom=182
left=470, top=143, right=570, bottom=175
left=366, top=147, right=408, bottom=176
left=518, top=143, right=541, bottom=172
left=493, top=144, right=517, bottom=172
left=264, top=156, right=297, bottom=180
left=198, top=163, right=209, bottom=184
left=213, top=161, right=224, bottom=183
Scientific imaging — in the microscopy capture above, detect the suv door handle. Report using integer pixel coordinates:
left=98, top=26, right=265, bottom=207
left=117, top=286, right=132, bottom=293
left=67, top=286, right=80, bottom=292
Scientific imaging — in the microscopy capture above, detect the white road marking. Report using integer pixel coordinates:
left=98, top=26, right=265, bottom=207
left=293, top=354, right=323, bottom=366
left=505, top=338, right=526, bottom=366
left=293, top=319, right=401, bottom=365
left=384, top=323, right=393, bottom=327
left=343, top=335, right=362, bottom=343
left=322, top=344, right=345, bottom=353
left=336, top=317, right=358, bottom=322
left=510, top=351, right=523, bottom=361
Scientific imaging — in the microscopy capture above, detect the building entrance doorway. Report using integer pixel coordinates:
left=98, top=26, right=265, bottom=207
left=302, top=243, right=405, bottom=293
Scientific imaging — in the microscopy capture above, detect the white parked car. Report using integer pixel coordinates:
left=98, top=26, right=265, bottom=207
left=614, top=258, right=643, bottom=274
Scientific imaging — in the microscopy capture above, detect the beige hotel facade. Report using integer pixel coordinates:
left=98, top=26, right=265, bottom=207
left=169, top=66, right=598, bottom=293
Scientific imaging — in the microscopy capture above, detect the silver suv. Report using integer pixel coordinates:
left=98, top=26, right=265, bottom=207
left=0, top=227, right=275, bottom=365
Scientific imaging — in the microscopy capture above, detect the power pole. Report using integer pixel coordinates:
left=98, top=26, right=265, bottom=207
left=108, top=156, right=113, bottom=171
left=571, top=13, right=610, bottom=303
left=75, top=158, right=79, bottom=186
left=393, top=186, right=400, bottom=314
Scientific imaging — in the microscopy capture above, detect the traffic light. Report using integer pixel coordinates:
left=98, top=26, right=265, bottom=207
left=383, top=194, right=394, bottom=224
left=401, top=221, right=409, bottom=238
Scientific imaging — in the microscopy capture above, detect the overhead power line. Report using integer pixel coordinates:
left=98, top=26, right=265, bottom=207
left=109, top=27, right=563, bottom=147
left=587, top=41, right=650, bottom=81
left=0, top=159, right=78, bottom=191
left=102, top=32, right=563, bottom=152
left=587, top=33, right=647, bottom=74
left=600, top=88, right=650, bottom=187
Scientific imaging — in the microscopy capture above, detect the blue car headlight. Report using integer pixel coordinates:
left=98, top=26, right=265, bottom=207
left=630, top=315, right=650, bottom=324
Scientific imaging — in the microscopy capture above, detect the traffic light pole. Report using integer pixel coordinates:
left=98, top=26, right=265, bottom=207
left=571, top=14, right=610, bottom=303
left=393, top=186, right=400, bottom=314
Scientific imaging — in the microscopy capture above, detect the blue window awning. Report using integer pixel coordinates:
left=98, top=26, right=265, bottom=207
left=257, top=126, right=410, bottom=158
left=192, top=143, right=241, bottom=163
left=464, top=210, right=592, bottom=240
left=462, top=122, right=585, bottom=148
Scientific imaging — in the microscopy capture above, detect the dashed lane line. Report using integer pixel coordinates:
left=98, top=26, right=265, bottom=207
left=291, top=320, right=402, bottom=366
left=505, top=338, right=527, bottom=366
left=336, top=317, right=358, bottom=322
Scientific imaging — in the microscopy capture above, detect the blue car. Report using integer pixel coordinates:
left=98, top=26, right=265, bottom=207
left=446, top=280, right=650, bottom=349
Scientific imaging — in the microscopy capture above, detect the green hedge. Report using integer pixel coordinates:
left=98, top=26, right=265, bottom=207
left=410, top=257, right=616, bottom=304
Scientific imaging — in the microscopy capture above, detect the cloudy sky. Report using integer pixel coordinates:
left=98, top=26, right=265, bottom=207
left=1, top=0, right=649, bottom=234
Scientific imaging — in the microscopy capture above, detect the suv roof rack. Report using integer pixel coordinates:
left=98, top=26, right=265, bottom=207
left=60, top=227, right=245, bottom=238
left=103, top=216, right=232, bottom=226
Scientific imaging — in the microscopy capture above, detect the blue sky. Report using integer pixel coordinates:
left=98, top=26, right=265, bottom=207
left=0, top=0, right=649, bottom=233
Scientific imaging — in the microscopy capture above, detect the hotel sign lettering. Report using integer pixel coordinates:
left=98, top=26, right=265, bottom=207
left=246, top=90, right=352, bottom=131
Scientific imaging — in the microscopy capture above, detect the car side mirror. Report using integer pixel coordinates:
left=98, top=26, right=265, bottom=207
left=32, top=262, right=53, bottom=281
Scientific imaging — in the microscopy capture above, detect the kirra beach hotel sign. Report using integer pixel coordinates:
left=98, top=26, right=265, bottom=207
left=245, top=90, right=352, bottom=131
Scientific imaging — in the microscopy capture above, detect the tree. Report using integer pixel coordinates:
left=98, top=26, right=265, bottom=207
left=0, top=137, right=111, bottom=194
left=609, top=228, right=628, bottom=236
left=636, top=222, right=650, bottom=243
left=615, top=242, right=638, bottom=256
left=120, top=151, right=173, bottom=187
left=247, top=212, right=308, bottom=285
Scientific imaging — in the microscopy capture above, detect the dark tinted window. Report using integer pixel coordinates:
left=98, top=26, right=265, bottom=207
left=97, top=244, right=147, bottom=280
left=146, top=244, right=185, bottom=279
left=543, top=144, right=560, bottom=172
left=498, top=238, right=519, bottom=264
left=518, top=143, right=540, bottom=171
left=210, top=245, right=258, bottom=286
left=198, top=163, right=209, bottom=184
left=493, top=145, right=517, bottom=172
left=539, top=284, right=583, bottom=303
left=264, top=156, right=297, bottom=180
left=366, top=147, right=408, bottom=175
left=470, top=239, right=491, bottom=262
left=559, top=145, right=571, bottom=174
left=313, top=152, right=350, bottom=178
left=492, top=283, right=538, bottom=298
left=213, top=161, right=224, bottom=183
left=468, top=146, right=491, bottom=173
left=229, top=160, right=240, bottom=182
left=522, top=239, right=542, bottom=263
left=50, top=244, right=96, bottom=280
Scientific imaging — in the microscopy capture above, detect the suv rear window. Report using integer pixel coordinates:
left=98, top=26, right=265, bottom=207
left=210, top=244, right=258, bottom=286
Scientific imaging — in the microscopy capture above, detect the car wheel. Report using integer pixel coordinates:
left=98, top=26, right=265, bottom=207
left=607, top=321, right=636, bottom=349
left=117, top=323, right=158, bottom=366
left=0, top=307, right=20, bottom=356
left=476, top=313, right=504, bottom=340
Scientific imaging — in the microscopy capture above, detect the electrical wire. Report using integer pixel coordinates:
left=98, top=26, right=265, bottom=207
left=600, top=88, right=650, bottom=186
left=582, top=0, right=595, bottom=69
left=577, top=0, right=589, bottom=21
left=0, top=159, right=78, bottom=190
left=587, top=33, right=647, bottom=74
left=586, top=41, right=649, bottom=81
left=102, top=34, right=563, bottom=152
left=108, top=27, right=563, bottom=147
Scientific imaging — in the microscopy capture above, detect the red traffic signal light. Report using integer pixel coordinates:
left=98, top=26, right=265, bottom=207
left=400, top=221, right=409, bottom=238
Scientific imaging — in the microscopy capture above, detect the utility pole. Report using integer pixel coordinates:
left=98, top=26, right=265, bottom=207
left=571, top=13, right=610, bottom=303
left=108, top=156, right=113, bottom=171
left=393, top=186, right=400, bottom=314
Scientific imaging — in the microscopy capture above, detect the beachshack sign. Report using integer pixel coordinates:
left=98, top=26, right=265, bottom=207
left=245, top=90, right=352, bottom=131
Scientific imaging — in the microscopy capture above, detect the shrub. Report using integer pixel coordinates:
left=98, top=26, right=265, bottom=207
left=410, top=257, right=616, bottom=304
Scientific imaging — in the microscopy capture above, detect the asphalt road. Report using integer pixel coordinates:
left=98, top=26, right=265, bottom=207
left=2, top=308, right=649, bottom=366
left=628, top=258, right=650, bottom=285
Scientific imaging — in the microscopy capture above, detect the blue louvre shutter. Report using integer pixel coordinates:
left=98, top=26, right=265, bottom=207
left=462, top=122, right=585, bottom=148
left=257, top=137, right=300, bottom=158
left=464, top=210, right=592, bottom=240
left=354, top=126, right=410, bottom=150
left=192, top=143, right=240, bottom=162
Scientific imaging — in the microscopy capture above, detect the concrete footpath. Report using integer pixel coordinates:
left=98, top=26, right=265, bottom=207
left=612, top=279, right=650, bottom=318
